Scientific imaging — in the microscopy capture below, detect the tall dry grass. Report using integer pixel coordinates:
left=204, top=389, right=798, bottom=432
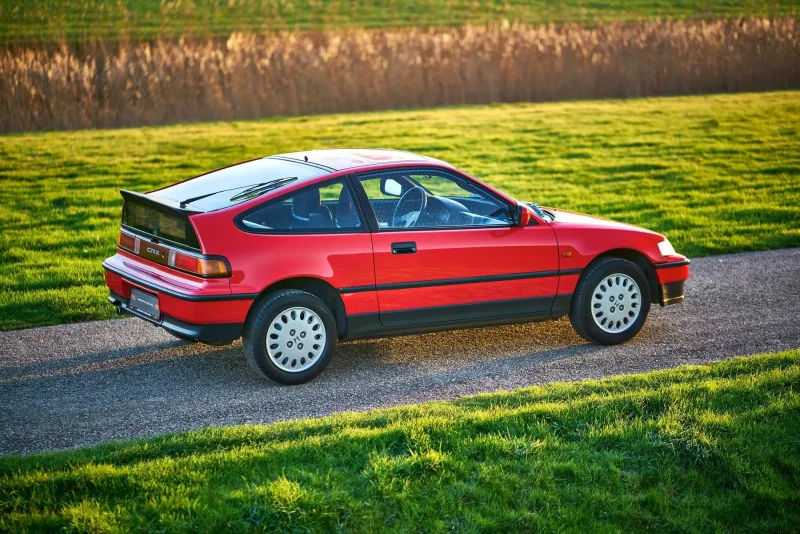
left=1, top=18, right=798, bottom=132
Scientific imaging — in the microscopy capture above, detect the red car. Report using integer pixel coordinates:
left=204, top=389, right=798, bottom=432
left=104, top=149, right=689, bottom=384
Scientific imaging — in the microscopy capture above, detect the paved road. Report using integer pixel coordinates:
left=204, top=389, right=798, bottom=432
left=1, top=249, right=799, bottom=455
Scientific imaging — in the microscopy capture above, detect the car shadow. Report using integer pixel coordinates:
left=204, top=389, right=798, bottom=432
left=0, top=315, right=671, bottom=454
left=0, top=339, right=190, bottom=380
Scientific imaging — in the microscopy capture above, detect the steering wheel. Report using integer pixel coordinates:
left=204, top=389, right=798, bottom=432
left=391, top=186, right=427, bottom=228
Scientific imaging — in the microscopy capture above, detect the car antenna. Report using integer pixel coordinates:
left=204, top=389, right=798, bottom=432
left=304, top=155, right=308, bottom=162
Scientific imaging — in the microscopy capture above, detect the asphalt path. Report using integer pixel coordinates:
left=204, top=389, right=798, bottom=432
left=1, top=248, right=798, bottom=455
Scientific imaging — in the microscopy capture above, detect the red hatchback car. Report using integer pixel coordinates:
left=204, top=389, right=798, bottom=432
left=104, top=149, right=689, bottom=384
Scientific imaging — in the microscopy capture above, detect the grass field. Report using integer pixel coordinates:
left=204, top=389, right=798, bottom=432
left=1, top=0, right=796, bottom=43
left=0, top=91, right=798, bottom=331
left=1, top=350, right=798, bottom=531
left=7, top=18, right=797, bottom=133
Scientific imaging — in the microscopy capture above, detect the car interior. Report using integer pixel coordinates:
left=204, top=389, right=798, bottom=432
left=239, top=172, right=513, bottom=231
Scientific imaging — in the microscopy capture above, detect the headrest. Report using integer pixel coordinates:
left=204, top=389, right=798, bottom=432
left=293, top=188, right=321, bottom=218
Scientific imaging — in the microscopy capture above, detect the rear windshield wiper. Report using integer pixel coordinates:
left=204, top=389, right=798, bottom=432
left=229, top=177, right=297, bottom=202
left=179, top=178, right=296, bottom=208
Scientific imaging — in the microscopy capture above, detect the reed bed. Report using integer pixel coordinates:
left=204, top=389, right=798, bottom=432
left=1, top=18, right=798, bottom=133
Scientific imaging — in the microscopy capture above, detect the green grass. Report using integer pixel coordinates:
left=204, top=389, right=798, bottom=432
left=2, top=350, right=799, bottom=532
left=1, top=91, right=799, bottom=330
left=1, top=0, right=796, bottom=44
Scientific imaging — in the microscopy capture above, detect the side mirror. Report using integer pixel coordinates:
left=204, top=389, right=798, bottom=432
left=514, top=203, right=532, bottom=226
left=380, top=177, right=403, bottom=197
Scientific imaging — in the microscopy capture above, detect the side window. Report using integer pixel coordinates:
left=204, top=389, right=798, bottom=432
left=240, top=180, right=362, bottom=232
left=358, top=170, right=513, bottom=230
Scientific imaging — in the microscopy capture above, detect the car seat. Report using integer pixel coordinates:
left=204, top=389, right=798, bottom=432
left=291, top=188, right=333, bottom=229
left=336, top=186, right=360, bottom=228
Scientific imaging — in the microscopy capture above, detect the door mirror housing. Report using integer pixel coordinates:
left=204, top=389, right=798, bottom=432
left=380, top=177, right=404, bottom=197
left=513, top=203, right=532, bottom=226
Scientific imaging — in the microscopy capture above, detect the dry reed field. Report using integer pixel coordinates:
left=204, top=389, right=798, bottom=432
left=2, top=17, right=798, bottom=132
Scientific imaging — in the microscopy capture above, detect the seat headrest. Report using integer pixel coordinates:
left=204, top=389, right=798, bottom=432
left=337, top=186, right=358, bottom=228
left=293, top=188, right=321, bottom=218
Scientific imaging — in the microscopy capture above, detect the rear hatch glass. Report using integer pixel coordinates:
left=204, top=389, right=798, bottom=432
left=149, top=157, right=328, bottom=212
left=122, top=192, right=201, bottom=250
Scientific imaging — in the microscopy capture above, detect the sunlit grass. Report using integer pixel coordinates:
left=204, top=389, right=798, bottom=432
left=0, top=91, right=798, bottom=330
left=1, top=0, right=796, bottom=43
left=1, top=350, right=799, bottom=532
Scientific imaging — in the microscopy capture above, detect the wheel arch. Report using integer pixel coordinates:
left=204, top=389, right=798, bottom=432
left=246, top=277, right=348, bottom=338
left=590, top=248, right=660, bottom=303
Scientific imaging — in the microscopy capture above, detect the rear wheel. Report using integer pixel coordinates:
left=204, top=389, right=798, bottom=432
left=569, top=257, right=651, bottom=345
left=243, top=289, right=336, bottom=385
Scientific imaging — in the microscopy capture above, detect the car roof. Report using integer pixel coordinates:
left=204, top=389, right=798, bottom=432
left=270, top=148, right=447, bottom=171
left=147, top=149, right=452, bottom=213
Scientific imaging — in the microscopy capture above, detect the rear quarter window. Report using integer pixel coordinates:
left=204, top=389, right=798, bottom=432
left=239, top=180, right=362, bottom=233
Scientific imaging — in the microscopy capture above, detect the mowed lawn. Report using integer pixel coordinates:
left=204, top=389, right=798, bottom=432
left=2, top=0, right=796, bottom=43
left=0, top=90, right=798, bottom=331
left=1, top=350, right=799, bottom=532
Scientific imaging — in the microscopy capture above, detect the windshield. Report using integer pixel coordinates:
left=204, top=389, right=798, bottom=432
left=150, top=158, right=328, bottom=212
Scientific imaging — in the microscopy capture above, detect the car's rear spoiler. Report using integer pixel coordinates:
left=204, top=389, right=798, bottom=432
left=120, top=189, right=204, bottom=218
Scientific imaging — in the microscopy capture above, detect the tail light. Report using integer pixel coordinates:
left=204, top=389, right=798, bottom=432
left=167, top=250, right=230, bottom=277
left=117, top=231, right=230, bottom=278
left=118, top=231, right=139, bottom=253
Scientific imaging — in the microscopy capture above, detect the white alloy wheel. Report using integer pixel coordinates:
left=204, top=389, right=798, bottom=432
left=591, top=273, right=642, bottom=333
left=266, top=306, right=326, bottom=372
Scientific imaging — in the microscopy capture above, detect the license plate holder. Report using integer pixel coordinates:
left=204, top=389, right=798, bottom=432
left=129, top=288, right=160, bottom=320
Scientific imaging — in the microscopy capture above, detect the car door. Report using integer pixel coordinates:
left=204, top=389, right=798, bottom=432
left=232, top=177, right=378, bottom=318
left=353, top=167, right=560, bottom=327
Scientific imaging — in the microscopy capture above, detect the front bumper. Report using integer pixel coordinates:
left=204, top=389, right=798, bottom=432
left=659, top=281, right=685, bottom=306
left=654, top=258, right=690, bottom=306
left=108, top=291, right=243, bottom=342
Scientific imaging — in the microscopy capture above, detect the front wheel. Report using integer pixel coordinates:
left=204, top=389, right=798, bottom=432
left=243, top=289, right=337, bottom=385
left=569, top=258, right=651, bottom=345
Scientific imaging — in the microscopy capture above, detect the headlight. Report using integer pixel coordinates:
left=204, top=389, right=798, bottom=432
left=658, top=239, right=676, bottom=258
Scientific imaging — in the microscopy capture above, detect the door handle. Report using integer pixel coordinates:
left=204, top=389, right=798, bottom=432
left=391, top=241, right=417, bottom=254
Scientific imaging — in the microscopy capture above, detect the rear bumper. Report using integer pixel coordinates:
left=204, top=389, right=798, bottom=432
left=103, top=254, right=255, bottom=342
left=108, top=291, right=243, bottom=342
left=103, top=256, right=255, bottom=322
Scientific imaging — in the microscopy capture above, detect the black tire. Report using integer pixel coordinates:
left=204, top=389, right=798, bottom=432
left=569, top=257, right=651, bottom=345
left=242, top=289, right=337, bottom=385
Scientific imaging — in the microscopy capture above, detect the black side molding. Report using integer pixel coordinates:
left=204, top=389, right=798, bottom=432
left=344, top=310, right=553, bottom=341
left=339, top=269, right=578, bottom=294
left=380, top=295, right=554, bottom=327
left=551, top=294, right=572, bottom=316
left=654, top=260, right=691, bottom=269
left=342, top=294, right=573, bottom=340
